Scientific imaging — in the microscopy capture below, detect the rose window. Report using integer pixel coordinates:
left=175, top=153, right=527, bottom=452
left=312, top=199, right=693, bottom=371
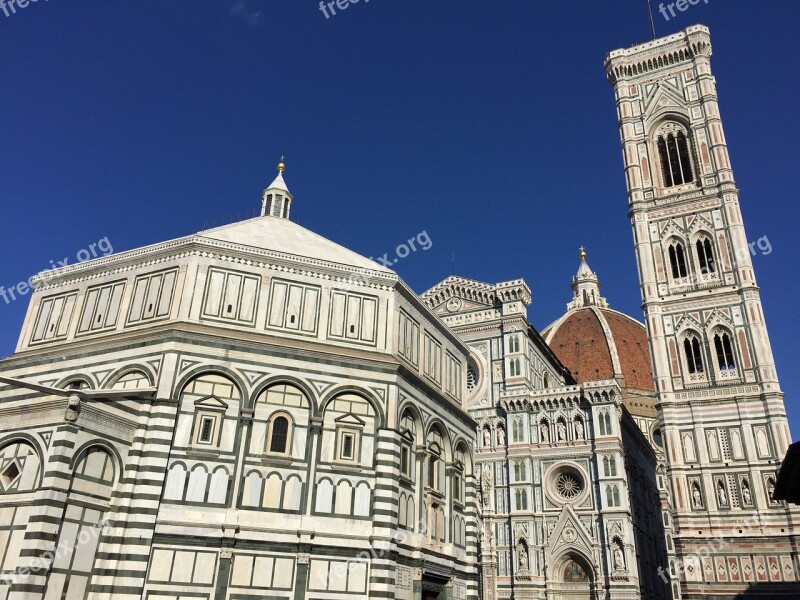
left=555, top=470, right=583, bottom=500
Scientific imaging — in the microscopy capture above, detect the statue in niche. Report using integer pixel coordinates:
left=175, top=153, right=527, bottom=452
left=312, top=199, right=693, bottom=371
left=741, top=480, right=752, bottom=505
left=613, top=546, right=625, bottom=571
left=557, top=420, right=567, bottom=442
left=540, top=422, right=549, bottom=443
left=483, top=428, right=491, bottom=447
left=575, top=419, right=585, bottom=441
left=481, top=464, right=493, bottom=507
left=717, top=482, right=728, bottom=506
left=692, top=484, right=703, bottom=508
left=497, top=427, right=505, bottom=447
left=517, top=543, right=528, bottom=569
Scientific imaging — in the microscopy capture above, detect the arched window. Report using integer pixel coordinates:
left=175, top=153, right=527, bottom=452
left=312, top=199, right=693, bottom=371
left=683, top=334, right=705, bottom=374
left=668, top=242, right=688, bottom=278
left=514, top=460, right=527, bottom=482
left=713, top=330, right=737, bottom=371
left=400, top=409, right=416, bottom=478
left=111, top=370, right=152, bottom=390
left=269, top=416, right=289, bottom=453
left=696, top=237, right=716, bottom=274
left=657, top=127, right=694, bottom=187
left=427, top=427, right=445, bottom=493
left=0, top=441, right=41, bottom=493
left=512, top=418, right=523, bottom=442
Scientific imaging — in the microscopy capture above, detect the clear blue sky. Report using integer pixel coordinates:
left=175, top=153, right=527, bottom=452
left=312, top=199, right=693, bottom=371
left=1, top=2, right=798, bottom=434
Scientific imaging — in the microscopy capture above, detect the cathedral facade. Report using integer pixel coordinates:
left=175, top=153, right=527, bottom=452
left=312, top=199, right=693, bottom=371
left=0, top=24, right=797, bottom=600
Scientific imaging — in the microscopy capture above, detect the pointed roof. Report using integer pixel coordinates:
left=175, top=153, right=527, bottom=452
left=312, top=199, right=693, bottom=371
left=266, top=171, right=290, bottom=194
left=198, top=216, right=392, bottom=273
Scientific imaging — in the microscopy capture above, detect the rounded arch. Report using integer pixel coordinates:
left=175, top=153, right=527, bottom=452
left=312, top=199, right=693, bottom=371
left=69, top=440, right=122, bottom=476
left=173, top=366, right=247, bottom=404
left=56, top=374, right=95, bottom=390
left=0, top=435, right=44, bottom=493
left=249, top=374, right=318, bottom=412
left=70, top=442, right=120, bottom=487
left=398, top=402, right=424, bottom=441
left=452, top=438, right=473, bottom=475
left=103, top=364, right=155, bottom=389
left=319, top=385, right=385, bottom=426
left=425, top=419, right=453, bottom=462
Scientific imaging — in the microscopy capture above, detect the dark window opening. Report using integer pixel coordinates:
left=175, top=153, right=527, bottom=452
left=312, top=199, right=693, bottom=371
left=696, top=238, right=716, bottom=273
left=270, top=416, right=289, bottom=453
left=714, top=332, right=736, bottom=370
left=658, top=131, right=694, bottom=187
left=684, top=337, right=705, bottom=374
left=199, top=417, right=214, bottom=443
left=669, top=243, right=688, bottom=278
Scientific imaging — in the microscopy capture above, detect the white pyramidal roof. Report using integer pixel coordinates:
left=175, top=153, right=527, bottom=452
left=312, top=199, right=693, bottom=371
left=198, top=216, right=393, bottom=274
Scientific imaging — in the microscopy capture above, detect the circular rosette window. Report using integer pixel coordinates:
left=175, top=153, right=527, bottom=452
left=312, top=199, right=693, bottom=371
left=546, top=463, right=589, bottom=506
left=555, top=470, right=583, bottom=500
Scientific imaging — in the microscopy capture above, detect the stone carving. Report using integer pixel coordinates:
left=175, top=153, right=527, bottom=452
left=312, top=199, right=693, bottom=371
left=692, top=483, right=702, bottom=508
left=517, top=542, right=528, bottom=569
left=717, top=481, right=728, bottom=506
left=540, top=422, right=549, bottom=443
left=496, top=427, right=505, bottom=447
left=557, top=420, right=567, bottom=442
left=483, top=428, right=491, bottom=448
left=574, top=419, right=585, bottom=441
left=741, top=479, right=752, bottom=505
left=613, top=546, right=625, bottom=571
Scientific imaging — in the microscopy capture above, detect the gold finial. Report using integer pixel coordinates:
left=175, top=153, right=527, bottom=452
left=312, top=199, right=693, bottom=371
left=579, top=246, right=586, bottom=260
left=277, top=155, right=286, bottom=174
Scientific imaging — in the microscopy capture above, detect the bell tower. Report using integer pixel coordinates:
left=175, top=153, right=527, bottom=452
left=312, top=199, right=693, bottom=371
left=606, top=26, right=799, bottom=598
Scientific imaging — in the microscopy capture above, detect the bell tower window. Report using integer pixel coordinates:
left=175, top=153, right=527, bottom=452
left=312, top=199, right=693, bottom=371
left=669, top=242, right=689, bottom=278
left=683, top=335, right=705, bottom=374
left=713, top=331, right=737, bottom=371
left=696, top=238, right=716, bottom=274
left=657, top=128, right=694, bottom=187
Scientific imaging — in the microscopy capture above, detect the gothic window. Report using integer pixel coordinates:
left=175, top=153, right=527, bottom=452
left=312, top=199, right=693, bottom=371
left=606, top=484, right=621, bottom=507
left=598, top=412, right=612, bottom=436
left=668, top=242, right=689, bottom=278
left=696, top=237, right=716, bottom=274
left=512, top=418, right=524, bottom=442
left=515, top=488, right=529, bottom=511
left=683, top=334, right=705, bottom=374
left=713, top=330, right=737, bottom=371
left=603, top=456, right=617, bottom=477
left=514, top=460, right=527, bottom=482
left=657, top=126, right=694, bottom=187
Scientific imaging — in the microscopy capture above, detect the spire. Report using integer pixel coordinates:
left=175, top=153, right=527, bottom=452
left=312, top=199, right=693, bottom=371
left=261, top=156, right=293, bottom=218
left=567, top=247, right=608, bottom=310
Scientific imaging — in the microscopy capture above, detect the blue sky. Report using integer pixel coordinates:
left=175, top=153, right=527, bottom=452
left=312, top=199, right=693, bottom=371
left=1, top=1, right=798, bottom=433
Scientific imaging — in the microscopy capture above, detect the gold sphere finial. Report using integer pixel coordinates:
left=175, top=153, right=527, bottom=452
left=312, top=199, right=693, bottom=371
left=277, top=155, right=286, bottom=174
left=579, top=246, right=587, bottom=260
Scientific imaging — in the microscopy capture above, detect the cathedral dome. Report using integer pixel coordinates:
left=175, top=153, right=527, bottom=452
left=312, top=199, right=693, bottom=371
left=542, top=251, right=654, bottom=392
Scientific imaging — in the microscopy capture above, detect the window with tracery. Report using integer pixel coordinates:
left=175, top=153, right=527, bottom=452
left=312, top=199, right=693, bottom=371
left=656, top=124, right=694, bottom=187
left=683, top=334, right=705, bottom=374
